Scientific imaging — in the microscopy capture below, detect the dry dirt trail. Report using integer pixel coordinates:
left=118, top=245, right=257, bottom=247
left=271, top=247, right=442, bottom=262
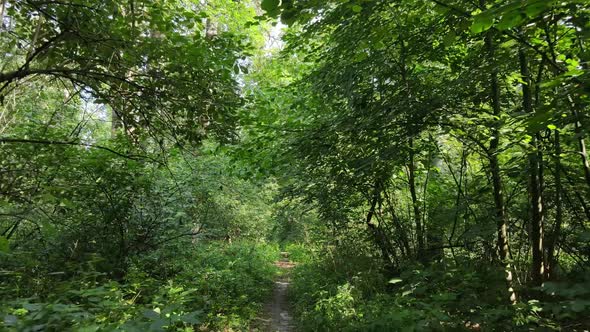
left=259, top=252, right=296, bottom=332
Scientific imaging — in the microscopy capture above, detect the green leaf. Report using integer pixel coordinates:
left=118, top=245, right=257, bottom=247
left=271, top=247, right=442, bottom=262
left=143, top=309, right=160, bottom=320
left=3, top=315, right=17, bottom=326
left=22, top=303, right=41, bottom=311
left=180, top=311, right=202, bottom=325
left=374, top=41, right=386, bottom=50
left=351, top=5, right=362, bottom=13
left=0, top=236, right=8, bottom=253
left=527, top=107, right=554, bottom=133
left=500, top=39, right=518, bottom=48
left=389, top=278, right=403, bottom=284
left=149, top=319, right=167, bottom=331
left=280, top=8, right=298, bottom=25
left=565, top=68, right=584, bottom=77
left=443, top=31, right=456, bottom=47
left=353, top=52, right=368, bottom=62
left=471, top=13, right=494, bottom=34
left=434, top=4, right=450, bottom=14
left=497, top=11, right=525, bottom=31
left=578, top=231, right=590, bottom=242
left=261, top=0, right=280, bottom=16
left=525, top=2, right=550, bottom=18
left=570, top=300, right=589, bottom=313
left=540, top=78, right=563, bottom=89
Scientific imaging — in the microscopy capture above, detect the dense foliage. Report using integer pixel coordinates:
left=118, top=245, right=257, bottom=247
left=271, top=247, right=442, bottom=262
left=247, top=0, right=590, bottom=330
left=1, top=1, right=282, bottom=330
left=1, top=0, right=590, bottom=331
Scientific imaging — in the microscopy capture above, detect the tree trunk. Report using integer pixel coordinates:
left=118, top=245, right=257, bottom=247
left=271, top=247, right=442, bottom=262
left=519, top=48, right=544, bottom=287
left=366, top=182, right=395, bottom=267
left=408, top=138, right=424, bottom=260
left=111, top=109, right=123, bottom=137
left=205, top=18, right=218, bottom=39
left=383, top=187, right=412, bottom=258
left=573, top=110, right=590, bottom=193
left=546, top=130, right=562, bottom=280
left=483, top=22, right=516, bottom=303
left=424, top=140, right=442, bottom=262
left=0, top=0, right=7, bottom=28
left=398, top=37, right=423, bottom=261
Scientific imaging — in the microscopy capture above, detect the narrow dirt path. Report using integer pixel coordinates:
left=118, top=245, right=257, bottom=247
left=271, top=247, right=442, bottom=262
left=261, top=252, right=296, bottom=332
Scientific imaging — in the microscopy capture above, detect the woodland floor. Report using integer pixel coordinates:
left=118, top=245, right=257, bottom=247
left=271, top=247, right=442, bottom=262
left=260, top=253, right=296, bottom=332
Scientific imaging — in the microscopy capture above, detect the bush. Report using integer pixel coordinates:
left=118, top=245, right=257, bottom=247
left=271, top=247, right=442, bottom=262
left=289, top=243, right=588, bottom=331
left=284, top=243, right=314, bottom=263
left=0, top=241, right=280, bottom=331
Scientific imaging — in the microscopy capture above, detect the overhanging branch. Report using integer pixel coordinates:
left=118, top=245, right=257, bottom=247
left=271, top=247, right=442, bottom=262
left=0, top=137, right=159, bottom=162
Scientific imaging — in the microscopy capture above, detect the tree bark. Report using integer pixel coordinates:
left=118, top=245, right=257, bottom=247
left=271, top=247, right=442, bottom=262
left=366, top=182, right=395, bottom=266
left=546, top=130, right=562, bottom=280
left=0, top=0, right=6, bottom=29
left=519, top=48, right=544, bottom=287
left=483, top=21, right=516, bottom=303
left=573, top=111, right=590, bottom=193
left=398, top=36, right=423, bottom=261
left=408, top=138, right=424, bottom=260
left=383, top=187, right=412, bottom=257
left=424, top=140, right=442, bottom=261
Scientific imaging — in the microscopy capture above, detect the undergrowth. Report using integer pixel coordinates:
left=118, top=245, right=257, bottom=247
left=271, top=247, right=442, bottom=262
left=0, top=241, right=280, bottom=331
left=289, top=243, right=590, bottom=332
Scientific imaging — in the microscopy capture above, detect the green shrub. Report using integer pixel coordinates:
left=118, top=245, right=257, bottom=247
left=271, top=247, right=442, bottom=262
left=0, top=241, right=280, bottom=331
left=289, top=244, right=587, bottom=331
left=284, top=243, right=314, bottom=263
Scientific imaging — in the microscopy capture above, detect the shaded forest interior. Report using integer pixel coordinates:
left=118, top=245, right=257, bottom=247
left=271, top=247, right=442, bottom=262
left=1, top=0, right=589, bottom=331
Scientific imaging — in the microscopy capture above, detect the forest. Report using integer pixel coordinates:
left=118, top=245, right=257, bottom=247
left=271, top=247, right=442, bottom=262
left=0, top=0, right=589, bottom=331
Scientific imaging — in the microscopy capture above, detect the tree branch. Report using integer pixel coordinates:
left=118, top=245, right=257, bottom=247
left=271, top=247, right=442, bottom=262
left=0, top=137, right=158, bottom=162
